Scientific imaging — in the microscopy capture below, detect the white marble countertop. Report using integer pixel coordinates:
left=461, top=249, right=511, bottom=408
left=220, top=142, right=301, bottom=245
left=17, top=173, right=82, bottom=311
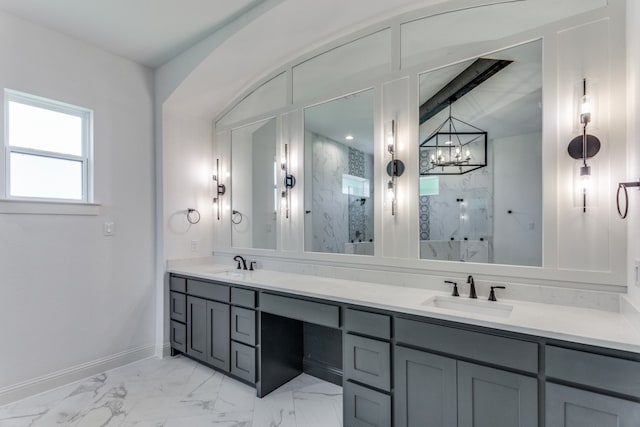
left=168, top=264, right=640, bottom=354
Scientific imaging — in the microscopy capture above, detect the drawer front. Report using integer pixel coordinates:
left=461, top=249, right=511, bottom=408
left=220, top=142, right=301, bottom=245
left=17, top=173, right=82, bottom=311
left=170, top=291, right=186, bottom=322
left=261, top=293, right=339, bottom=329
left=345, top=309, right=390, bottom=340
left=547, top=383, right=640, bottom=427
left=231, top=287, right=256, bottom=308
left=345, top=334, right=391, bottom=392
left=231, top=341, right=256, bottom=384
left=395, top=318, right=538, bottom=373
left=170, top=276, right=186, bottom=293
left=187, top=279, right=230, bottom=302
left=231, top=306, right=256, bottom=346
left=546, top=346, right=640, bottom=398
left=344, top=380, right=391, bottom=427
left=170, top=320, right=186, bottom=353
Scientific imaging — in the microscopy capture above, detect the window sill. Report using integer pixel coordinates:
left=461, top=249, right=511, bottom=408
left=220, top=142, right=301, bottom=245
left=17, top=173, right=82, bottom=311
left=0, top=199, right=101, bottom=216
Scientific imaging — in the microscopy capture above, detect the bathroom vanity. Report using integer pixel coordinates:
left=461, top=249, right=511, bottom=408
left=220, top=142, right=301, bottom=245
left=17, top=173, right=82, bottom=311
left=168, top=266, right=640, bottom=427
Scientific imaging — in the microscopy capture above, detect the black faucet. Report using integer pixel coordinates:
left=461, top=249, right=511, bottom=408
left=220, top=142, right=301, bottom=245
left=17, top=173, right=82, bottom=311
left=445, top=280, right=459, bottom=297
left=488, top=286, right=506, bottom=302
left=467, top=275, right=477, bottom=299
left=233, top=255, right=248, bottom=270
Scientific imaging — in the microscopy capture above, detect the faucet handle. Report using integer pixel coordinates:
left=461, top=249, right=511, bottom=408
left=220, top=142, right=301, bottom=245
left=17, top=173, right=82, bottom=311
left=249, top=261, right=257, bottom=271
left=488, top=286, right=506, bottom=301
left=444, top=280, right=459, bottom=297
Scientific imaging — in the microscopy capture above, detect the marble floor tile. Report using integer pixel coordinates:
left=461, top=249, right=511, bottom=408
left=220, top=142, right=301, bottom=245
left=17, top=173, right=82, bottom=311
left=0, top=356, right=343, bottom=427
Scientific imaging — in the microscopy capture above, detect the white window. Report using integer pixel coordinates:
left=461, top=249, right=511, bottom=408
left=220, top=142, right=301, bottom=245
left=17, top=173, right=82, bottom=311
left=4, top=89, right=93, bottom=202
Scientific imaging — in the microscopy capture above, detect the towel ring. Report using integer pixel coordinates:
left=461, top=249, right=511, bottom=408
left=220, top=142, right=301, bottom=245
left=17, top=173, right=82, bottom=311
left=232, top=210, right=243, bottom=225
left=617, top=179, right=640, bottom=219
left=187, top=208, right=201, bottom=224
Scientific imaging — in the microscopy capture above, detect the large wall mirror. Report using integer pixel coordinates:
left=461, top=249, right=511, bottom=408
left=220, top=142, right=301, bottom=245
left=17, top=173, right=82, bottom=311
left=304, top=89, right=375, bottom=255
left=231, top=117, right=278, bottom=250
left=418, top=40, right=542, bottom=266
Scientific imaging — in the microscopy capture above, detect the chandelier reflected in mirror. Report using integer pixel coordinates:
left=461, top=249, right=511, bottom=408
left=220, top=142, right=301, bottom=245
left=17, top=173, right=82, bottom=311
left=420, top=103, right=487, bottom=175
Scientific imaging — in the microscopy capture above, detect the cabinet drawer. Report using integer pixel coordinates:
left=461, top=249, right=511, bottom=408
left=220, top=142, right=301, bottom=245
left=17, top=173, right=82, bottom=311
left=261, top=293, right=339, bottom=328
left=231, top=341, right=256, bottom=384
left=547, top=383, right=640, bottom=427
left=231, top=306, right=256, bottom=346
left=187, top=279, right=230, bottom=302
left=170, top=291, right=186, bottom=322
left=395, top=318, right=538, bottom=373
left=344, top=380, right=391, bottom=427
left=170, top=276, right=186, bottom=293
left=345, top=334, right=391, bottom=392
left=546, top=346, right=640, bottom=398
left=231, top=287, right=256, bottom=308
left=345, top=309, right=390, bottom=340
left=170, top=320, right=186, bottom=353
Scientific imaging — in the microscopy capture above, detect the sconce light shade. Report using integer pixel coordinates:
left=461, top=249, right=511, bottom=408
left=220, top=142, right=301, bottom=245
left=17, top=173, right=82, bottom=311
left=569, top=78, right=600, bottom=213
left=281, top=143, right=295, bottom=219
left=212, top=158, right=226, bottom=220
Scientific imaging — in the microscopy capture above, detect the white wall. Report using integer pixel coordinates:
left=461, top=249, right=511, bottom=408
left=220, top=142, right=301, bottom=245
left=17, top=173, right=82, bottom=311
left=0, top=10, right=155, bottom=404
left=162, top=111, right=214, bottom=260
left=627, top=0, right=640, bottom=305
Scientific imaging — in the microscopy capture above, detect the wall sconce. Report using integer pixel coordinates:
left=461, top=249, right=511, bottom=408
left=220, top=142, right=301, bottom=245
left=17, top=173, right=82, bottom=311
left=385, top=119, right=405, bottom=216
left=212, top=158, right=226, bottom=220
left=280, top=143, right=296, bottom=219
left=568, top=78, right=600, bottom=213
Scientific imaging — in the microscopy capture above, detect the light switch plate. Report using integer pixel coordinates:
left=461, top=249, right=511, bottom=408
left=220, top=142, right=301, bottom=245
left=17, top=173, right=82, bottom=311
left=635, top=259, right=640, bottom=287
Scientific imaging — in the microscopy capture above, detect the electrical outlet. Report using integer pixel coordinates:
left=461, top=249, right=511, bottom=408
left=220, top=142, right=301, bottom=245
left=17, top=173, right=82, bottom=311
left=191, top=240, right=199, bottom=253
left=635, top=259, right=640, bottom=288
left=103, top=222, right=115, bottom=236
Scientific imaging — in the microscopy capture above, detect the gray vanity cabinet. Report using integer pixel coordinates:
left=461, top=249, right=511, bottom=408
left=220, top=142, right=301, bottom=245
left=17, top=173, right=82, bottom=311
left=457, top=362, right=537, bottom=427
left=205, top=300, right=230, bottom=372
left=546, top=383, right=640, bottom=427
left=185, top=295, right=230, bottom=371
left=394, top=346, right=457, bottom=427
left=170, top=291, right=187, bottom=323
left=394, top=348, right=537, bottom=427
left=186, top=296, right=207, bottom=361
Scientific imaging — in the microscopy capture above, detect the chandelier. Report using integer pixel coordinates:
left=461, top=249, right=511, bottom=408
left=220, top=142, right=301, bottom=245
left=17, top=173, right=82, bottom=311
left=420, top=103, right=487, bottom=176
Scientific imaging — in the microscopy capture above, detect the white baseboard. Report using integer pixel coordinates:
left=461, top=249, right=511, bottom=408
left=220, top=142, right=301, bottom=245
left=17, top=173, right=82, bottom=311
left=0, top=344, right=156, bottom=407
left=157, top=342, right=172, bottom=358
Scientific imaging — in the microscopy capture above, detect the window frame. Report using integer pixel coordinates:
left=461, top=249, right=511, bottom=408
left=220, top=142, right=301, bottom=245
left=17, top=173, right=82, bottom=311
left=3, top=89, right=93, bottom=203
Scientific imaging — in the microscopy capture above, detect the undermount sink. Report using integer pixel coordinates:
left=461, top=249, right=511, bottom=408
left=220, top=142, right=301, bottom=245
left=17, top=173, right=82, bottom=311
left=422, top=295, right=514, bottom=318
left=221, top=270, right=245, bottom=278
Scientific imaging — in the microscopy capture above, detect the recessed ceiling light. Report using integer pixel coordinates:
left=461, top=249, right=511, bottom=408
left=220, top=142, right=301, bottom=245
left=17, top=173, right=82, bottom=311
left=345, top=135, right=354, bottom=140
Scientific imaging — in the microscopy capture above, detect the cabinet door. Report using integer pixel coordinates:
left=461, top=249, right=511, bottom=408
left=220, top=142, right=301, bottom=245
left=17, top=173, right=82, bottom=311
left=231, top=341, right=256, bottom=384
left=170, top=320, right=186, bottom=353
left=457, top=361, right=537, bottom=427
left=547, top=383, right=640, bottom=427
left=170, top=291, right=186, bottom=323
left=394, top=346, right=457, bottom=427
left=206, top=300, right=230, bottom=372
left=344, top=380, right=391, bottom=427
left=186, top=296, right=207, bottom=361
left=231, top=306, right=256, bottom=346
left=344, top=334, right=391, bottom=391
